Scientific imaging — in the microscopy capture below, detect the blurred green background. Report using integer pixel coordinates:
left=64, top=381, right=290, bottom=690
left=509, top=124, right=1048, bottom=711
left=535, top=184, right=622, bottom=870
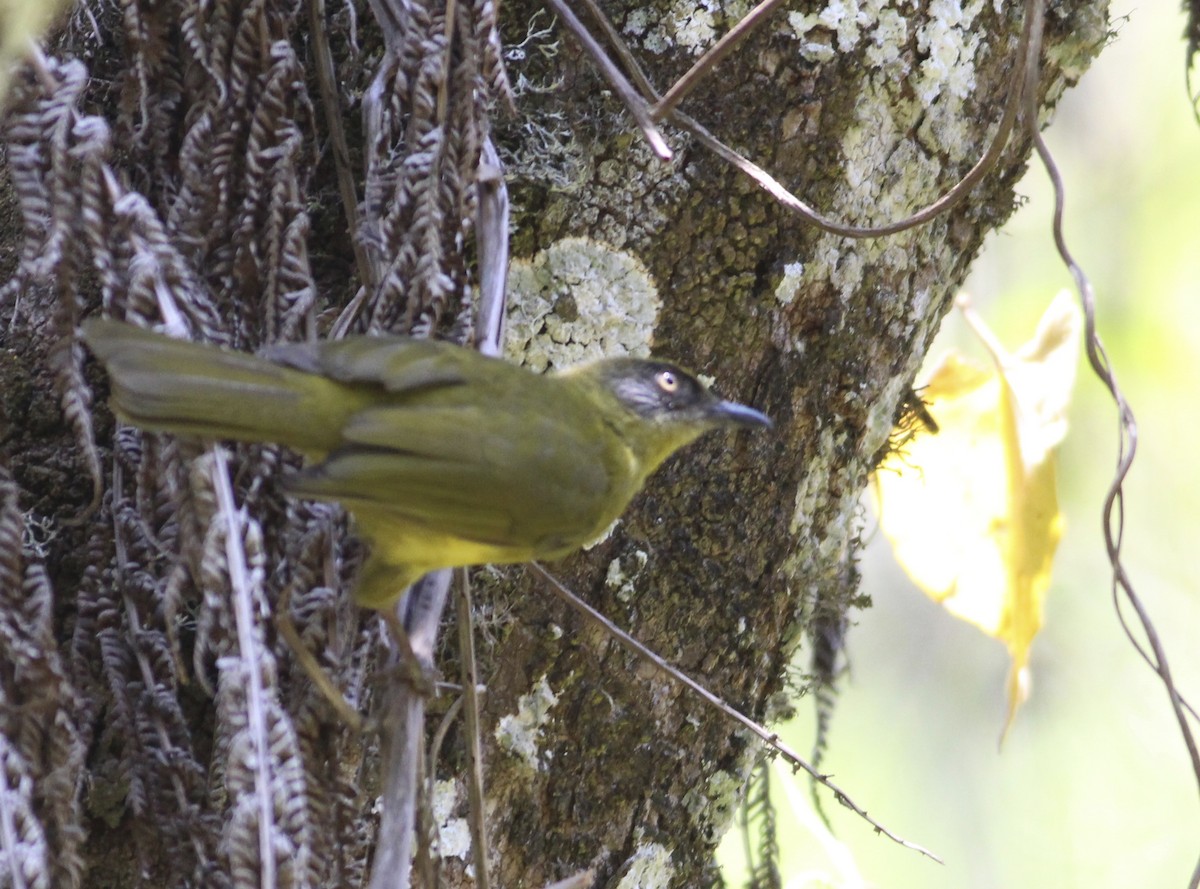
left=719, top=3, right=1200, bottom=887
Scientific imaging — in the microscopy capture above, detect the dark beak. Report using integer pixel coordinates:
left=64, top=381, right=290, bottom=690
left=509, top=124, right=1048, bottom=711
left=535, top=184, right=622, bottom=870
left=710, top=400, right=773, bottom=429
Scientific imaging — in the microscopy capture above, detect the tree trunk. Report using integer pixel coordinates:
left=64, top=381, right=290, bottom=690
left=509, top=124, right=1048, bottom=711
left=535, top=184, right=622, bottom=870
left=0, top=0, right=1108, bottom=886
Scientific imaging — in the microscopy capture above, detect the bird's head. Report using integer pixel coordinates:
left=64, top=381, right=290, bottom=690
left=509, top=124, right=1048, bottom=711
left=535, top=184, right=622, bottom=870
left=561, top=357, right=772, bottom=474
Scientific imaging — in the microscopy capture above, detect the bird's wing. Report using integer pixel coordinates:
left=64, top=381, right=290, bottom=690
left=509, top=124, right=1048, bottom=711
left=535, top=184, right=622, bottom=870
left=283, top=403, right=616, bottom=550
left=263, top=337, right=477, bottom=395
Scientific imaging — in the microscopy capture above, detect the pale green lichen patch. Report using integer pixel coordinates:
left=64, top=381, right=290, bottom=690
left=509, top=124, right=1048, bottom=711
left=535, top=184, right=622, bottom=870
left=774, top=261, right=805, bottom=306
left=1041, top=4, right=1109, bottom=107
left=839, top=80, right=942, bottom=219
left=774, top=234, right=913, bottom=354
left=790, top=426, right=845, bottom=539
left=788, top=0, right=911, bottom=65
left=683, top=768, right=746, bottom=843
left=495, top=675, right=560, bottom=771
left=792, top=236, right=870, bottom=306
left=506, top=237, right=661, bottom=373
left=862, top=373, right=910, bottom=461
left=914, top=0, right=983, bottom=105
left=431, top=780, right=471, bottom=861
left=615, top=843, right=674, bottom=889
left=867, top=7, right=909, bottom=67
left=667, top=0, right=717, bottom=54
left=624, top=0, right=757, bottom=55
left=605, top=549, right=649, bottom=603
left=788, top=0, right=988, bottom=165
left=913, top=0, right=985, bottom=158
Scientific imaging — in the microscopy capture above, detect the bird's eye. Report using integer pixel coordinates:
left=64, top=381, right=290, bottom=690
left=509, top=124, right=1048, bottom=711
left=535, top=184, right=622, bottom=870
left=656, top=370, right=679, bottom=393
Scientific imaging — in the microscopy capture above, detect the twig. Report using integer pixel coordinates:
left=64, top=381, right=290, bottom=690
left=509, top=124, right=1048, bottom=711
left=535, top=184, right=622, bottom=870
left=308, top=0, right=372, bottom=289
left=649, top=0, right=789, bottom=121
left=455, top=569, right=492, bottom=888
left=373, top=678, right=426, bottom=889
left=414, top=729, right=435, bottom=889
left=437, top=0, right=458, bottom=125
left=1019, top=1, right=1200, bottom=879
left=474, top=137, right=509, bottom=357
left=369, top=570, right=453, bottom=889
left=568, top=0, right=1039, bottom=239
left=541, top=0, right=671, bottom=159
left=527, top=563, right=942, bottom=864
left=1023, top=0, right=1200, bottom=809
left=573, top=0, right=656, bottom=97
left=210, top=449, right=277, bottom=889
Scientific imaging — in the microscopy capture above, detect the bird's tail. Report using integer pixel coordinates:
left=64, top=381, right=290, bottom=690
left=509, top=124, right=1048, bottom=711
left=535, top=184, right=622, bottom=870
left=83, top=319, right=345, bottom=455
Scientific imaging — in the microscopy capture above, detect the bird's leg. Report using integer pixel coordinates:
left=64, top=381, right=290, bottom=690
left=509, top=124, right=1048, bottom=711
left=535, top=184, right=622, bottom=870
left=275, top=582, right=365, bottom=732
left=380, top=598, right=438, bottom=697
left=354, top=553, right=443, bottom=695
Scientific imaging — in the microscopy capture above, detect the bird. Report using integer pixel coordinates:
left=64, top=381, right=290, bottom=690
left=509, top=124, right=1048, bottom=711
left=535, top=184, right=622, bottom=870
left=83, top=318, right=771, bottom=610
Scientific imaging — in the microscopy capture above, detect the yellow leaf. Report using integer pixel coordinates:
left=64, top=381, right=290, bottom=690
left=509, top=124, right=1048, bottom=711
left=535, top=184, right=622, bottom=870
left=0, top=0, right=71, bottom=107
left=873, top=291, right=1082, bottom=737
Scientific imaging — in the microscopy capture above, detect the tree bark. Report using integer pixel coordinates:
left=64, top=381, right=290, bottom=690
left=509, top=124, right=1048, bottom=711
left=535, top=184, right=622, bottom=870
left=0, top=0, right=1108, bottom=887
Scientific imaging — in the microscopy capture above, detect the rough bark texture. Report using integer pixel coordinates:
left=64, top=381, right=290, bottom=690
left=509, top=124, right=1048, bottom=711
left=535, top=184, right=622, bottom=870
left=0, top=0, right=1108, bottom=887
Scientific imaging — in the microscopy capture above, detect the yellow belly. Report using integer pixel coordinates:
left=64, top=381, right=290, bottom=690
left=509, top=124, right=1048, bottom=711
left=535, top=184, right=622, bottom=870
left=343, top=479, right=629, bottom=608
left=347, top=508, right=544, bottom=609
left=371, top=521, right=537, bottom=570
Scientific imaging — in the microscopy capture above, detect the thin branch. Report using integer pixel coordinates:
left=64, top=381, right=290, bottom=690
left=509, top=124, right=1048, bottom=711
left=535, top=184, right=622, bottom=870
left=527, top=564, right=942, bottom=864
left=369, top=571, right=453, bottom=889
left=573, top=0, right=656, bottom=97
left=649, top=0, right=789, bottom=121
left=541, top=0, right=671, bottom=159
left=372, top=679, right=427, bottom=889
left=568, top=0, right=1040, bottom=239
left=210, top=449, right=277, bottom=889
left=455, top=569, right=491, bottom=889
left=427, top=695, right=466, bottom=784
left=1020, top=0, right=1200, bottom=878
left=1029, top=43, right=1200, bottom=782
left=474, top=137, right=509, bottom=357
left=308, top=0, right=372, bottom=289
left=436, top=0, right=458, bottom=125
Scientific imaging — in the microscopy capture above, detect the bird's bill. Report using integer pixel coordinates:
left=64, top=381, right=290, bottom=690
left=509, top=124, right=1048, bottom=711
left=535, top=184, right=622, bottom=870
left=710, top=400, right=773, bottom=429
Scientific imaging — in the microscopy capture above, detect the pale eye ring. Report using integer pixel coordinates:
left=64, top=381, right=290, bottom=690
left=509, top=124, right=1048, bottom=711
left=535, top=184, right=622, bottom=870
left=656, top=370, right=679, bottom=393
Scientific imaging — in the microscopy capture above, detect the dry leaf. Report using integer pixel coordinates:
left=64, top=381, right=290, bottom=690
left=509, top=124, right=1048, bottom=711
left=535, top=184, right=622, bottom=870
left=0, top=0, right=71, bottom=106
left=873, top=291, right=1082, bottom=737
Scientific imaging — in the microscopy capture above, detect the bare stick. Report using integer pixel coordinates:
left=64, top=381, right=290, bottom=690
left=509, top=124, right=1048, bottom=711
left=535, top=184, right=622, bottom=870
left=1023, top=0, right=1200, bottom=797
left=474, top=137, right=509, bottom=357
left=570, top=0, right=1038, bottom=240
left=649, top=0, right=790, bottom=120
left=1018, top=0, right=1199, bottom=876
left=308, top=0, right=372, bottom=288
left=372, top=682, right=426, bottom=889
left=428, top=694, right=467, bottom=784
left=527, top=563, right=942, bottom=863
left=369, top=570, right=453, bottom=889
left=573, top=0, right=656, bottom=97
left=455, top=569, right=492, bottom=888
left=542, top=0, right=671, bottom=160
left=210, top=450, right=278, bottom=889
